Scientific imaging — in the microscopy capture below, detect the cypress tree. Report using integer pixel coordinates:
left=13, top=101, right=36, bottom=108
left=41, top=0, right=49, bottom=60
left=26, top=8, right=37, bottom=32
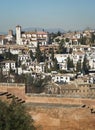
left=35, top=43, right=42, bottom=63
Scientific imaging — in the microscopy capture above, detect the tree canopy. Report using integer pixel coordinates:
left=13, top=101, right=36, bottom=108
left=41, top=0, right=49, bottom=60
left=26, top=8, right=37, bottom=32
left=76, top=60, right=82, bottom=72
left=0, top=98, right=36, bottom=130
left=67, top=57, right=74, bottom=70
left=82, top=55, right=89, bottom=74
left=35, top=43, right=42, bottom=63
left=25, top=75, right=49, bottom=93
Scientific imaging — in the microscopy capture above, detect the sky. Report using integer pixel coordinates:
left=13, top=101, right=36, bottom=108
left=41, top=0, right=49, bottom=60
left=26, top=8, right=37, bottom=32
left=0, top=0, right=95, bottom=32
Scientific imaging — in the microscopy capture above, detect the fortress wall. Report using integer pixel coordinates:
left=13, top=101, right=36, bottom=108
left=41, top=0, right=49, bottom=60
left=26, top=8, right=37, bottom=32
left=0, top=83, right=95, bottom=107
left=25, top=94, right=95, bottom=107
left=7, top=86, right=25, bottom=99
left=0, top=83, right=95, bottom=130
left=0, top=83, right=25, bottom=99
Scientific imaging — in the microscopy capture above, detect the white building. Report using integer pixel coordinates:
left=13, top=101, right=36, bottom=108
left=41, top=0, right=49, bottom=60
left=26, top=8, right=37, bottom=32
left=16, top=25, right=21, bottom=45
left=72, top=51, right=85, bottom=65
left=5, top=30, right=14, bottom=42
left=0, top=35, right=6, bottom=45
left=1, top=60, right=16, bottom=74
left=52, top=74, right=70, bottom=83
left=0, top=39, right=4, bottom=45
left=18, top=54, right=31, bottom=62
left=54, top=54, right=69, bottom=63
left=30, top=62, right=45, bottom=73
left=54, top=54, right=70, bottom=71
left=5, top=35, right=14, bottom=42
left=21, top=31, right=49, bottom=47
left=88, top=52, right=95, bottom=69
left=10, top=48, right=22, bottom=55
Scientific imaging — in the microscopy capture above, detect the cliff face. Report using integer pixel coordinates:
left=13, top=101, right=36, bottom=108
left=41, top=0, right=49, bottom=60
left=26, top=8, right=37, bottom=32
left=28, top=106, right=95, bottom=130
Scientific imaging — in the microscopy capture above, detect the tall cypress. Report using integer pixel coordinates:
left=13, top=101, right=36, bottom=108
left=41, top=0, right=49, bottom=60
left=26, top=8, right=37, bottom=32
left=35, top=42, right=42, bottom=63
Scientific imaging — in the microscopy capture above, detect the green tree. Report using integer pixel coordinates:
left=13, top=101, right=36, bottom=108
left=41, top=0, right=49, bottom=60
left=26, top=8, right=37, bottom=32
left=55, top=38, right=60, bottom=43
left=57, top=31, right=61, bottom=36
left=15, top=74, right=26, bottom=83
left=29, top=50, right=35, bottom=61
left=33, top=77, right=48, bottom=93
left=65, top=38, right=70, bottom=42
left=82, top=55, right=89, bottom=74
left=0, top=99, right=36, bottom=130
left=50, top=48, right=55, bottom=61
left=42, top=51, right=47, bottom=62
left=0, top=67, right=4, bottom=82
left=3, top=48, right=18, bottom=62
left=35, top=43, right=42, bottom=63
left=91, top=32, right=95, bottom=43
left=0, top=54, right=4, bottom=62
left=25, top=75, right=34, bottom=93
left=44, top=62, right=48, bottom=73
left=79, top=36, right=87, bottom=45
left=58, top=41, right=64, bottom=54
left=52, top=58, right=59, bottom=71
left=67, top=57, right=74, bottom=70
left=76, top=60, right=82, bottom=72
left=26, top=75, right=49, bottom=93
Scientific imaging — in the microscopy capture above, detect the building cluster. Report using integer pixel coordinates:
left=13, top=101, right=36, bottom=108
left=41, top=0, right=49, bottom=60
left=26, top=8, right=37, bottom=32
left=0, top=25, right=95, bottom=85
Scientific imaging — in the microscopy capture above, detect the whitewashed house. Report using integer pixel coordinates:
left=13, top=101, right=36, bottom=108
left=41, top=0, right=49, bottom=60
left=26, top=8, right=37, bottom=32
left=1, top=60, right=16, bottom=74
left=30, top=62, right=45, bottom=73
left=72, top=51, right=85, bottom=65
left=54, top=54, right=69, bottom=63
left=88, top=52, right=95, bottom=69
left=54, top=54, right=70, bottom=71
left=10, top=48, right=22, bottom=55
left=18, top=54, right=31, bottom=62
left=21, top=29, right=49, bottom=47
left=52, top=74, right=70, bottom=83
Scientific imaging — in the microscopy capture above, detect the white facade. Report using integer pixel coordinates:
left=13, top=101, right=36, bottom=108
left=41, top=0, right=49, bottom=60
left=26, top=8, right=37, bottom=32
left=16, top=25, right=21, bottom=45
left=89, top=60, right=95, bottom=69
left=17, top=67, right=23, bottom=75
left=52, top=74, right=70, bottom=83
left=54, top=54, right=69, bottom=63
left=1, top=60, right=16, bottom=73
left=72, top=52, right=85, bottom=64
left=21, top=31, right=49, bottom=47
left=5, top=35, right=13, bottom=41
left=30, top=63, right=45, bottom=73
left=59, top=62, right=67, bottom=71
left=18, top=54, right=31, bottom=62
left=0, top=39, right=4, bottom=45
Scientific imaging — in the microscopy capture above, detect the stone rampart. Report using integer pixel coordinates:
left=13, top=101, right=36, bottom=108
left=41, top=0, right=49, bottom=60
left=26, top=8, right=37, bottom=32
left=0, top=83, right=95, bottom=130
left=0, top=83, right=25, bottom=99
left=0, top=83, right=95, bottom=106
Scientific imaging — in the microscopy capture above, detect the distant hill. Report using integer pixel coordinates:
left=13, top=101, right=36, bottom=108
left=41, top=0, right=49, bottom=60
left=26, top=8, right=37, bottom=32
left=0, top=32, right=7, bottom=35
left=0, top=27, right=65, bottom=35
left=22, top=27, right=65, bottom=33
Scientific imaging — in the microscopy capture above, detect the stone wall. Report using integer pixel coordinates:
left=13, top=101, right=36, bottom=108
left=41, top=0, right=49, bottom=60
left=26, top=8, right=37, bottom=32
left=0, top=83, right=95, bottom=130
left=45, top=83, right=95, bottom=98
left=0, top=83, right=25, bottom=99
left=0, top=83, right=95, bottom=104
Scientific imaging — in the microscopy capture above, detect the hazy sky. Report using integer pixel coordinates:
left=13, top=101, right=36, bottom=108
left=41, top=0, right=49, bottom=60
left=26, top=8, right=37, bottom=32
left=0, top=0, right=95, bottom=32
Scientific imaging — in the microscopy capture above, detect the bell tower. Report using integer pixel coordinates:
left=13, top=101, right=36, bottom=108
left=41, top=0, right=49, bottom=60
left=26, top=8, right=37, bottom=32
left=16, top=25, right=21, bottom=45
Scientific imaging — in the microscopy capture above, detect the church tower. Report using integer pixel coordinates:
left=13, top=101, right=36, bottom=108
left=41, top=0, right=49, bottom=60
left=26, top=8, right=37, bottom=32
left=16, top=25, right=21, bottom=45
